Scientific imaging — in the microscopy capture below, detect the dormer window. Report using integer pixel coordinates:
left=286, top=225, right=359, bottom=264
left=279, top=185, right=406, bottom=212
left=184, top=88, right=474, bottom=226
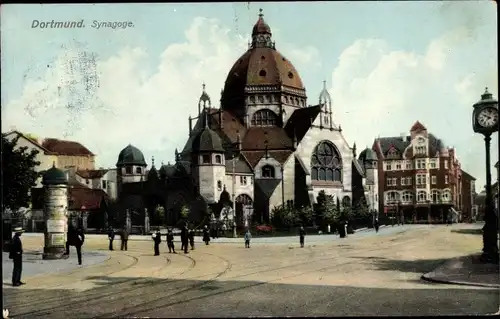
left=215, top=155, right=222, bottom=164
left=262, top=165, right=275, bottom=178
left=136, top=167, right=142, bottom=174
left=125, top=166, right=132, bottom=174
left=202, top=155, right=210, bottom=164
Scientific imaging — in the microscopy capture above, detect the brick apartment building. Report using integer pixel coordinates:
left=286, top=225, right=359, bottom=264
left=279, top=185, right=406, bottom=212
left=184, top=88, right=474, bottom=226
left=372, top=121, right=476, bottom=223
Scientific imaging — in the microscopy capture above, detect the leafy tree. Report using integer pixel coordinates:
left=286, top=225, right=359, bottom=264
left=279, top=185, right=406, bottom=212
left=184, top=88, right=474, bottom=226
left=298, top=205, right=315, bottom=226
left=180, top=205, right=189, bottom=219
left=271, top=205, right=299, bottom=230
left=2, top=135, right=40, bottom=214
left=315, top=191, right=337, bottom=230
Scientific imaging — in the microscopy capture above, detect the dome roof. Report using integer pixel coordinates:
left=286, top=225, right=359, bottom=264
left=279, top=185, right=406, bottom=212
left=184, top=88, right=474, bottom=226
left=359, top=148, right=378, bottom=162
left=221, top=11, right=305, bottom=112
left=219, top=185, right=231, bottom=206
left=42, top=163, right=68, bottom=185
left=192, top=127, right=224, bottom=153
left=116, top=144, right=147, bottom=167
left=159, top=163, right=177, bottom=178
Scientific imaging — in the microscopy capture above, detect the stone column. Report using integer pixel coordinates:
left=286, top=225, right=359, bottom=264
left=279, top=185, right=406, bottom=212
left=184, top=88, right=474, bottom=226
left=144, top=208, right=150, bottom=234
left=42, top=182, right=69, bottom=260
left=126, top=209, right=132, bottom=233
left=32, top=218, right=36, bottom=232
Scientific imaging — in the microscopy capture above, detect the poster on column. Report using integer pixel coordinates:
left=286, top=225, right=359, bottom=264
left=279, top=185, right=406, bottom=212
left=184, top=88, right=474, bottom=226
left=47, top=219, right=66, bottom=233
left=51, top=233, right=66, bottom=246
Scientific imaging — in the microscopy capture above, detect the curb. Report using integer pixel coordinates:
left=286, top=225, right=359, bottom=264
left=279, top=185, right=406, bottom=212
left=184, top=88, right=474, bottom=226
left=420, top=273, right=500, bottom=288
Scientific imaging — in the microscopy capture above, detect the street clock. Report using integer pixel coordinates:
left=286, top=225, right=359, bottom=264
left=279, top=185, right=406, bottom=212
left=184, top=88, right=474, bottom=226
left=472, top=87, right=499, bottom=135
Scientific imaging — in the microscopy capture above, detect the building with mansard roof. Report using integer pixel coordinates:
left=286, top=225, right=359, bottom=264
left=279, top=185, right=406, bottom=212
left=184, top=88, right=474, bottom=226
left=115, top=11, right=378, bottom=227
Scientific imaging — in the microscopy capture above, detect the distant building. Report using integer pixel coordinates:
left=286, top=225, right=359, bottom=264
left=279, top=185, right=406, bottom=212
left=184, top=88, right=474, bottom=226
left=74, top=168, right=118, bottom=200
left=460, top=170, right=476, bottom=223
left=2, top=130, right=96, bottom=187
left=372, top=121, right=475, bottom=223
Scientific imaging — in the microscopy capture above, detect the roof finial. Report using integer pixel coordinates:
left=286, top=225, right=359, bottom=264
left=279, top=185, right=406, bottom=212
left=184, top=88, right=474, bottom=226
left=485, top=86, right=489, bottom=93
left=259, top=8, right=263, bottom=17
left=202, top=82, right=206, bottom=92
left=204, top=107, right=209, bottom=128
left=323, top=80, right=327, bottom=89
left=151, top=156, right=155, bottom=167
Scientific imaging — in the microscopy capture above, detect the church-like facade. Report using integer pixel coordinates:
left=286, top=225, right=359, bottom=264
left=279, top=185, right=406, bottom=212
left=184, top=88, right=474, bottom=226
left=115, top=11, right=379, bottom=226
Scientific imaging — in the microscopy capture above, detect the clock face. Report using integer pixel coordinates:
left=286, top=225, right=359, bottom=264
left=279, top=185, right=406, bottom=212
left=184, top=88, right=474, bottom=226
left=477, top=108, right=499, bottom=128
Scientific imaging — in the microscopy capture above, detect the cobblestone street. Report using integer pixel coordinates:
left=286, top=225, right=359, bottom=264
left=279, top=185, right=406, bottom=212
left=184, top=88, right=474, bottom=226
left=3, top=224, right=498, bottom=317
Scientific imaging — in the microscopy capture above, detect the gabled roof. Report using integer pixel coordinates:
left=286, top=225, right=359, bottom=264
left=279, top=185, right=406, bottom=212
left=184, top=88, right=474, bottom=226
left=76, top=169, right=109, bottom=179
left=410, top=121, right=427, bottom=132
left=42, top=138, right=94, bottom=156
left=242, top=150, right=293, bottom=167
left=376, top=133, right=445, bottom=158
left=460, top=170, right=476, bottom=181
left=2, top=130, right=53, bottom=155
left=242, top=127, right=293, bottom=150
left=225, top=153, right=253, bottom=174
left=285, top=105, right=322, bottom=143
left=31, top=187, right=108, bottom=211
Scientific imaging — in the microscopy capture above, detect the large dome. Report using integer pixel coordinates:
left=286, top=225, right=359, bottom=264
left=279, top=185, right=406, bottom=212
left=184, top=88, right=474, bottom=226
left=221, top=11, right=305, bottom=112
left=116, top=144, right=147, bottom=167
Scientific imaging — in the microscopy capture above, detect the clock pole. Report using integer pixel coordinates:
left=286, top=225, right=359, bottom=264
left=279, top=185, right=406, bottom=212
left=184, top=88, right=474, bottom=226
left=472, top=87, right=499, bottom=264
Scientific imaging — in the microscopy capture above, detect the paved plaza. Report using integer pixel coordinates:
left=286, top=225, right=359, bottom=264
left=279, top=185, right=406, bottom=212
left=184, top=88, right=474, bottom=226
left=2, top=224, right=498, bottom=317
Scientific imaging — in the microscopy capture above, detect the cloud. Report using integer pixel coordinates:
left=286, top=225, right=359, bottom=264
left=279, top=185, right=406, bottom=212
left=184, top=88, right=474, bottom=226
left=329, top=27, right=498, bottom=190
left=2, top=17, right=321, bottom=169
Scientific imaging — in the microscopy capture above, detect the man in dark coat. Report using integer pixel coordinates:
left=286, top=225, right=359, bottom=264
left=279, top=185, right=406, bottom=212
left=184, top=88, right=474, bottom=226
left=203, top=225, right=211, bottom=245
left=152, top=230, right=162, bottom=256
left=10, top=227, right=25, bottom=286
left=180, top=224, right=189, bottom=254
left=374, top=218, right=380, bottom=233
left=108, top=227, right=115, bottom=251
left=166, top=229, right=176, bottom=253
left=65, top=223, right=76, bottom=255
left=299, top=226, right=306, bottom=248
left=120, top=227, right=129, bottom=251
left=74, top=227, right=85, bottom=265
left=188, top=228, right=195, bottom=250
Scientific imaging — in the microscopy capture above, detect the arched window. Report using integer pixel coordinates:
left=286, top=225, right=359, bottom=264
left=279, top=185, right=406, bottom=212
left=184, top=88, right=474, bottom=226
left=401, top=191, right=413, bottom=203
left=262, top=165, right=275, bottom=178
left=431, top=190, right=440, bottom=203
left=417, top=191, right=427, bottom=202
left=385, top=191, right=400, bottom=203
left=251, top=109, right=278, bottom=126
left=442, top=190, right=451, bottom=202
left=215, top=155, right=222, bottom=164
left=342, top=196, right=351, bottom=207
left=236, top=194, right=253, bottom=206
left=311, top=141, right=342, bottom=182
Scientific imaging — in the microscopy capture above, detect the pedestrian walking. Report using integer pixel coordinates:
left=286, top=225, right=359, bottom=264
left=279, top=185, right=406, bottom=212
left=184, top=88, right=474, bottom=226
left=188, top=228, right=195, bottom=250
left=299, top=226, right=306, bottom=248
left=181, top=224, right=189, bottom=254
left=120, top=227, right=129, bottom=251
left=108, top=227, right=115, bottom=251
left=65, top=223, right=76, bottom=255
left=244, top=229, right=252, bottom=248
left=152, top=230, right=162, bottom=256
left=74, top=227, right=85, bottom=265
left=166, top=228, right=176, bottom=253
left=203, top=225, right=210, bottom=245
left=9, top=227, right=25, bottom=286
left=374, top=218, right=380, bottom=233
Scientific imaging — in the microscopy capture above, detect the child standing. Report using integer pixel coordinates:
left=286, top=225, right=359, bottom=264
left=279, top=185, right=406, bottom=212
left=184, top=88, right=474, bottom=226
left=244, top=230, right=252, bottom=248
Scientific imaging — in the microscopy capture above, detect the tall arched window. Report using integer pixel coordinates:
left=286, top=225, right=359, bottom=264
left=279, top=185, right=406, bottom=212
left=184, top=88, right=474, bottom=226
left=417, top=191, right=427, bottom=202
left=251, top=109, right=278, bottom=126
left=262, top=165, right=275, bottom=178
left=311, top=141, right=342, bottom=182
left=431, top=190, right=440, bottom=203
left=401, top=191, right=413, bottom=203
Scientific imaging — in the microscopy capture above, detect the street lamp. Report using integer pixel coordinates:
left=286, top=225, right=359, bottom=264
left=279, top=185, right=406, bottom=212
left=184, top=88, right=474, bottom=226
left=472, top=87, right=499, bottom=264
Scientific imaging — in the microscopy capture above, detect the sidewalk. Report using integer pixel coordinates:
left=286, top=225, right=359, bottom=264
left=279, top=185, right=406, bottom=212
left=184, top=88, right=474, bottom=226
left=2, top=250, right=109, bottom=284
left=421, top=253, right=499, bottom=288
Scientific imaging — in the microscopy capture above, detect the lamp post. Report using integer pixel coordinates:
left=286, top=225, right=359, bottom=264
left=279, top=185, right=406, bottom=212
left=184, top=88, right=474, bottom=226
left=472, top=88, right=499, bottom=264
left=232, top=153, right=237, bottom=238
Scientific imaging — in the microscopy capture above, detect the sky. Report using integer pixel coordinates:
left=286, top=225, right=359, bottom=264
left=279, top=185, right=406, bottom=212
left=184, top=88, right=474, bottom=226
left=1, top=1, right=498, bottom=192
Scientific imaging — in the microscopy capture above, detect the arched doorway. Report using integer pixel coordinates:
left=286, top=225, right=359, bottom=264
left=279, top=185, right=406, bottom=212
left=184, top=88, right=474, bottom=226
left=235, top=194, right=253, bottom=227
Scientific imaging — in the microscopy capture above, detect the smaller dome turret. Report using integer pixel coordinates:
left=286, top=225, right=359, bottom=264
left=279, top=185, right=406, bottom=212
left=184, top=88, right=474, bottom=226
left=219, top=185, right=231, bottom=207
left=359, top=147, right=378, bottom=163
left=42, top=162, right=68, bottom=185
left=117, top=144, right=147, bottom=167
left=192, top=127, right=224, bottom=153
left=159, top=162, right=178, bottom=179
left=147, top=156, right=159, bottom=181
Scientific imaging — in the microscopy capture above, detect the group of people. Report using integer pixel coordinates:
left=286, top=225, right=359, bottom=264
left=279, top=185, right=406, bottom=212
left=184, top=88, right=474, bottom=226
left=151, top=224, right=213, bottom=256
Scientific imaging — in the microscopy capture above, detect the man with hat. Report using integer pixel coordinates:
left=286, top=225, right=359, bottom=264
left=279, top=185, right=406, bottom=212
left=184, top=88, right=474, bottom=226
left=9, top=227, right=25, bottom=286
